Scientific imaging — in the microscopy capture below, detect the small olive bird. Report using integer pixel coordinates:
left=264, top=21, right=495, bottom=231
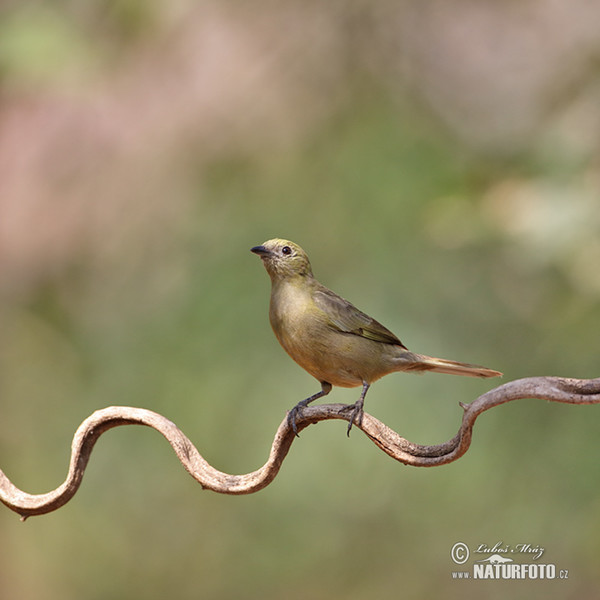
left=251, top=238, right=502, bottom=435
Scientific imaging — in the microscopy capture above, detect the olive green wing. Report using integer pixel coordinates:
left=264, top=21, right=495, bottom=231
left=313, top=285, right=407, bottom=347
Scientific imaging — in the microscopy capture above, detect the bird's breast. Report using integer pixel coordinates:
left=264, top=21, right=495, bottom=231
left=269, top=283, right=320, bottom=348
left=268, top=280, right=390, bottom=388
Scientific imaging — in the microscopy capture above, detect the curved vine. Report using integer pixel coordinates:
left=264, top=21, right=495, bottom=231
left=1, top=376, right=598, bottom=519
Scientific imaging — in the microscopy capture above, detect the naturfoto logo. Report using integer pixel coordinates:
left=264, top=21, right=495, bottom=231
left=450, top=541, right=569, bottom=581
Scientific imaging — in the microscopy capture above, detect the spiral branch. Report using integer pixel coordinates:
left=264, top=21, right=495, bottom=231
left=1, top=376, right=599, bottom=520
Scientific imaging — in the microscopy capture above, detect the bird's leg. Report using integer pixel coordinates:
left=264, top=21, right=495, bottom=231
left=343, top=381, right=370, bottom=436
left=288, top=381, right=332, bottom=437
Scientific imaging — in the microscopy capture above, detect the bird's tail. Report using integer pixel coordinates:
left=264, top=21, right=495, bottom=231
left=396, top=352, right=502, bottom=378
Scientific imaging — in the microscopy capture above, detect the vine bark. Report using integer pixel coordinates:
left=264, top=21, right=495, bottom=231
left=1, top=376, right=599, bottom=519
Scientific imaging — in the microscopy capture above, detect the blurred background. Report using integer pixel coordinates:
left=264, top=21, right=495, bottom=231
left=1, top=0, right=599, bottom=598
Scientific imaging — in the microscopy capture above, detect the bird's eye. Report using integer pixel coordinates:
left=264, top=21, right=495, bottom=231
left=281, top=246, right=292, bottom=256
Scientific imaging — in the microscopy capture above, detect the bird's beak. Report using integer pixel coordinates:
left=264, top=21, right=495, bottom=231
left=251, top=245, right=271, bottom=257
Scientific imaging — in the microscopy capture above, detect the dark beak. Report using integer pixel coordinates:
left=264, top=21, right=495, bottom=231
left=251, top=245, right=270, bottom=256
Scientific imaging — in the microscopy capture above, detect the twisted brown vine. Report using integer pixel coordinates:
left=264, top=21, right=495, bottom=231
left=1, top=376, right=599, bottom=520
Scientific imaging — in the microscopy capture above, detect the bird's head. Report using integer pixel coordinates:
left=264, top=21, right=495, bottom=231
left=251, top=239, right=313, bottom=280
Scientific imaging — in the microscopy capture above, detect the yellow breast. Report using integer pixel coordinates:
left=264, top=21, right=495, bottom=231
left=268, top=279, right=386, bottom=387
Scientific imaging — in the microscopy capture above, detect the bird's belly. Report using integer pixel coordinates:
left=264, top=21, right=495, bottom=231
left=276, top=319, right=391, bottom=388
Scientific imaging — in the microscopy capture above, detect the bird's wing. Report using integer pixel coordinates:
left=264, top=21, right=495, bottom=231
left=313, top=286, right=407, bottom=347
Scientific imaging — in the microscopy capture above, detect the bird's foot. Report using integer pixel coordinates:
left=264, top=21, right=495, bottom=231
left=341, top=399, right=364, bottom=437
left=342, top=381, right=369, bottom=436
left=287, top=403, right=306, bottom=437
left=287, top=382, right=333, bottom=438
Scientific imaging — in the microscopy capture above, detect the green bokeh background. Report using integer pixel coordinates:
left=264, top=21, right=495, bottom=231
left=1, top=2, right=599, bottom=598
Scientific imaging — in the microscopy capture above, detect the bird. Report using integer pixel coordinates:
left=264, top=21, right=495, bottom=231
left=251, top=238, right=502, bottom=436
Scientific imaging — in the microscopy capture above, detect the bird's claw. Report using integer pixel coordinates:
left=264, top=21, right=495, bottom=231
left=287, top=407, right=302, bottom=437
left=287, top=383, right=332, bottom=438
left=342, top=401, right=364, bottom=436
